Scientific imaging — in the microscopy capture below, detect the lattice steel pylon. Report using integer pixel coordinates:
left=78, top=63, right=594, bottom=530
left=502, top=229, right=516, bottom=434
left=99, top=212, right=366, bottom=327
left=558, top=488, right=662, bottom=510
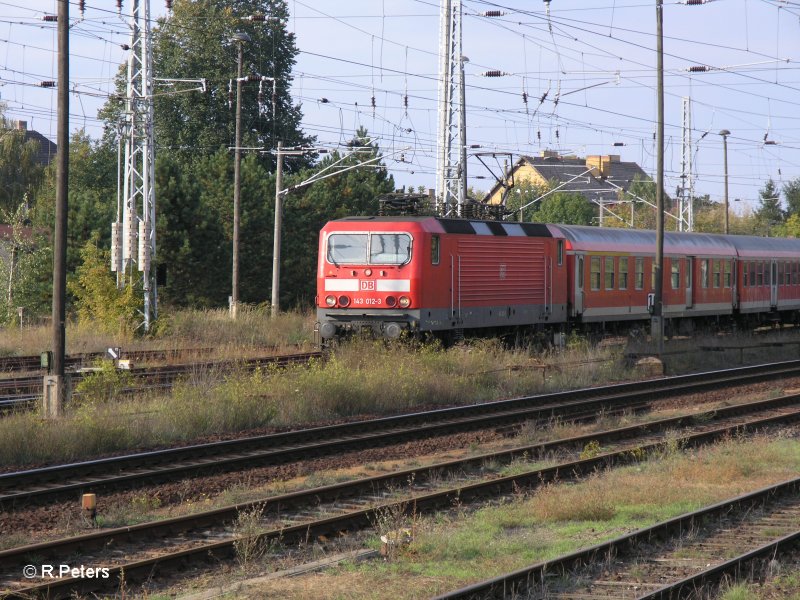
left=112, top=0, right=157, bottom=330
left=436, top=0, right=466, bottom=216
left=678, top=96, right=694, bottom=232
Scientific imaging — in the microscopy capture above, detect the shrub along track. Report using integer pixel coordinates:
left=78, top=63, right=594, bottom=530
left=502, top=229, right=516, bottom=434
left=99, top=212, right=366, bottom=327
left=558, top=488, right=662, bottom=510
left=1, top=391, right=800, bottom=599
left=0, top=350, right=321, bottom=413
left=434, top=478, right=800, bottom=600
left=3, top=360, right=800, bottom=511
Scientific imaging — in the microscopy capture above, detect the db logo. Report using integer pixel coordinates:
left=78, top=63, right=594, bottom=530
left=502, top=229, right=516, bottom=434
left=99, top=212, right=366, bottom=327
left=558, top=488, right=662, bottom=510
left=360, top=280, right=375, bottom=291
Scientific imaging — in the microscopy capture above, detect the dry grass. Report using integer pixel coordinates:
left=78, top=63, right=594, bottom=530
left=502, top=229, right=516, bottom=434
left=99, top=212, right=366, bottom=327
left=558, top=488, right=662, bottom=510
left=230, top=434, right=800, bottom=600
left=0, top=306, right=313, bottom=357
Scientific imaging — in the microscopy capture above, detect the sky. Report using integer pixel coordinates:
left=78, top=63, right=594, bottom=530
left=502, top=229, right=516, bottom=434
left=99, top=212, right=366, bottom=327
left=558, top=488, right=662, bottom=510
left=2, top=0, right=800, bottom=216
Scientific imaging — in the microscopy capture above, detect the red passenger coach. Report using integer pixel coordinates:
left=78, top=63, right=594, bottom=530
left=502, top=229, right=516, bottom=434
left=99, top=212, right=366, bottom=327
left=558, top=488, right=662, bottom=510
left=553, top=226, right=738, bottom=324
left=316, top=216, right=567, bottom=340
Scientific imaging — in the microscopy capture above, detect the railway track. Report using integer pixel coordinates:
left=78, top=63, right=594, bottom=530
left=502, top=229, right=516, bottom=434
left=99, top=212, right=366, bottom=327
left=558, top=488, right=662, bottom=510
left=2, top=390, right=799, bottom=598
left=0, top=351, right=322, bottom=413
left=435, top=479, right=800, bottom=600
left=0, top=347, right=219, bottom=374
left=3, top=359, right=800, bottom=508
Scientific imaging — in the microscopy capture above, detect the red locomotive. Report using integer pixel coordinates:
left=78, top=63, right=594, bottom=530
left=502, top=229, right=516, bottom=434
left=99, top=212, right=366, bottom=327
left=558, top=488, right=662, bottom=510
left=315, top=215, right=800, bottom=342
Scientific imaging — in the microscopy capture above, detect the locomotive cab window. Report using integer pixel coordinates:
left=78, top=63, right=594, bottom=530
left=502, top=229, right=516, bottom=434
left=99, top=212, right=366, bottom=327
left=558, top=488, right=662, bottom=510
left=327, top=233, right=412, bottom=265
left=431, top=235, right=440, bottom=265
left=557, top=240, right=564, bottom=266
left=370, top=233, right=412, bottom=265
left=327, top=233, right=368, bottom=264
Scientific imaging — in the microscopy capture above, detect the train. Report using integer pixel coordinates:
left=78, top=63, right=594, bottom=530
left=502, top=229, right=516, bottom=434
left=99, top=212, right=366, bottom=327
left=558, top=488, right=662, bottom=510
left=315, top=214, right=800, bottom=343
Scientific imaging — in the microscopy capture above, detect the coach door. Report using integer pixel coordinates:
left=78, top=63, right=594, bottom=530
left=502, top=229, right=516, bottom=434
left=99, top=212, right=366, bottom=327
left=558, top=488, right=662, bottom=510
left=685, top=257, right=694, bottom=309
left=574, top=255, right=584, bottom=315
left=770, top=260, right=778, bottom=308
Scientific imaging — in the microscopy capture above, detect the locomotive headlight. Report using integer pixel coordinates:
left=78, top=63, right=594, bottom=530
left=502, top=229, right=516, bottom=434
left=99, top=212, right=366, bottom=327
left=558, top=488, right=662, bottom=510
left=325, top=295, right=336, bottom=307
left=385, top=295, right=397, bottom=307
left=398, top=296, right=411, bottom=308
left=338, top=295, right=351, bottom=307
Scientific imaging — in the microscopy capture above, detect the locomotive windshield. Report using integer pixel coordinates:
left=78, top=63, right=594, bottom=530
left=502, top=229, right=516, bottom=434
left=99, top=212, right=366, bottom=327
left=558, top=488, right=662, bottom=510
left=327, top=233, right=412, bottom=265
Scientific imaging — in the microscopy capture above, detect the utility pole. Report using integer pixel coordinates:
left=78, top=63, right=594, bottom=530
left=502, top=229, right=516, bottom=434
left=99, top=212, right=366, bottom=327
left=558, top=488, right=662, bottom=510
left=271, top=140, right=283, bottom=317
left=44, top=0, right=69, bottom=418
left=231, top=32, right=251, bottom=319
left=652, top=0, right=665, bottom=355
left=436, top=0, right=466, bottom=216
left=720, top=129, right=731, bottom=234
left=678, top=97, right=694, bottom=232
left=115, top=0, right=157, bottom=331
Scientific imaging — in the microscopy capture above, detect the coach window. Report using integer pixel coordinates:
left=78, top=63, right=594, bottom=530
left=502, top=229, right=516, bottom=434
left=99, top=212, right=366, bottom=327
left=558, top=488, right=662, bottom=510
left=671, top=259, right=681, bottom=290
left=757, top=262, right=764, bottom=287
left=635, top=257, right=644, bottom=290
left=700, top=259, right=709, bottom=289
left=724, top=260, right=731, bottom=288
left=590, top=256, right=601, bottom=291
left=619, top=257, right=628, bottom=290
left=713, top=260, right=721, bottom=288
left=794, top=262, right=798, bottom=285
left=604, top=257, right=615, bottom=290
left=557, top=240, right=564, bottom=266
left=778, top=261, right=784, bottom=286
left=431, top=235, right=440, bottom=265
left=750, top=261, right=757, bottom=287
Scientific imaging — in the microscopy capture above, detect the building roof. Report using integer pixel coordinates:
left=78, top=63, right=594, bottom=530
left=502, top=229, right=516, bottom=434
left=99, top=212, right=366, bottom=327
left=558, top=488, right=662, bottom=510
left=484, top=153, right=661, bottom=204
left=3, top=120, right=57, bottom=167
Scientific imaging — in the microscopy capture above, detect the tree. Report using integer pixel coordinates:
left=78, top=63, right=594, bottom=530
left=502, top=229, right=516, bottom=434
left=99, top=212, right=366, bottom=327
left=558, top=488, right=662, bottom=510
left=33, top=131, right=117, bottom=272
left=783, top=177, right=800, bottom=218
left=68, top=237, right=141, bottom=336
left=755, top=179, right=784, bottom=235
left=0, top=108, right=45, bottom=215
left=530, top=192, right=594, bottom=225
left=0, top=202, right=51, bottom=325
left=101, top=0, right=309, bottom=171
left=280, top=128, right=394, bottom=306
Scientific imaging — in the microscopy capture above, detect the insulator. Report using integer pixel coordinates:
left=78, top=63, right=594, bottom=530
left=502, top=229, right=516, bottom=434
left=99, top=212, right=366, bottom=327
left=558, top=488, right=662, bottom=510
left=371, top=96, right=376, bottom=109
left=763, top=133, right=768, bottom=141
left=79, top=0, right=86, bottom=16
left=38, top=81, right=56, bottom=88
left=42, top=14, right=58, bottom=21
left=539, top=92, right=548, bottom=103
left=689, top=65, right=709, bottom=72
left=765, top=140, right=777, bottom=146
left=522, top=91, right=528, bottom=105
left=228, top=80, right=233, bottom=109
left=613, top=142, right=625, bottom=146
left=685, top=0, right=705, bottom=4
left=482, top=10, right=504, bottom=16
left=537, top=130, right=541, bottom=141
left=247, top=14, right=268, bottom=21
left=111, top=222, right=122, bottom=273
left=271, top=92, right=277, bottom=109
left=117, top=0, right=123, bottom=13
left=138, top=221, right=149, bottom=272
left=403, top=94, right=408, bottom=109
left=120, top=43, right=131, bottom=51
left=483, top=70, right=504, bottom=77
left=555, top=129, right=560, bottom=139
left=246, top=74, right=260, bottom=82
left=320, top=97, right=329, bottom=103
